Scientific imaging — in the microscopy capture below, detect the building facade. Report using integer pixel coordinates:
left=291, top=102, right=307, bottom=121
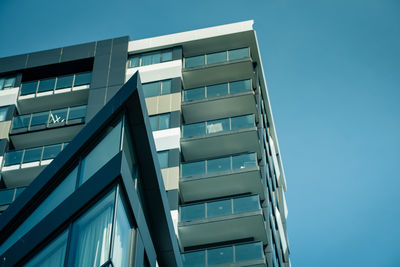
left=0, top=21, right=290, bottom=266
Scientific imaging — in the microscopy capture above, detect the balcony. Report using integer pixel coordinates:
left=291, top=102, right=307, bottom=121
left=0, top=187, right=25, bottom=213
left=181, top=114, right=261, bottom=161
left=17, top=72, right=91, bottom=114
left=178, top=195, right=268, bottom=248
left=181, top=79, right=256, bottom=124
left=1, top=143, right=67, bottom=187
left=182, top=48, right=254, bottom=88
left=10, top=105, right=86, bottom=148
left=180, top=153, right=264, bottom=203
left=182, top=241, right=266, bottom=267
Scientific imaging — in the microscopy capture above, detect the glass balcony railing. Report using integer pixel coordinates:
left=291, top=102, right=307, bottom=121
left=2, top=143, right=68, bottom=168
left=11, top=105, right=86, bottom=131
left=0, top=187, right=25, bottom=206
left=182, top=114, right=255, bottom=138
left=184, top=47, right=250, bottom=69
left=182, top=241, right=264, bottom=267
left=183, top=79, right=252, bottom=102
left=181, top=153, right=257, bottom=178
left=180, top=195, right=260, bottom=222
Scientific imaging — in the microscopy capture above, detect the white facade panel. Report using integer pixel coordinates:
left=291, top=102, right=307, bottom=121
left=125, top=60, right=182, bottom=84
left=0, top=88, right=19, bottom=107
left=153, top=127, right=180, bottom=151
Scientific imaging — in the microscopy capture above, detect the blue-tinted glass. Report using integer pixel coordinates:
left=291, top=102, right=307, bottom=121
left=206, top=118, right=229, bottom=134
left=206, top=51, right=227, bottom=65
left=149, top=116, right=158, bottom=131
left=233, top=195, right=260, bottom=214
left=230, top=79, right=251, bottom=94
left=0, top=107, right=8, bottom=122
left=0, top=189, right=15, bottom=205
left=20, top=81, right=38, bottom=95
left=128, top=56, right=139, bottom=68
left=232, top=153, right=257, bottom=170
left=112, top=194, right=131, bottom=267
left=207, top=83, right=228, bottom=98
left=182, top=251, right=205, bottom=267
left=15, top=187, right=25, bottom=199
left=231, top=114, right=254, bottom=130
left=142, top=82, right=159, bottom=98
left=157, top=151, right=168, bottom=169
left=185, top=55, right=205, bottom=68
left=4, top=151, right=23, bottom=166
left=42, top=144, right=62, bottom=160
left=0, top=78, right=4, bottom=90
left=228, top=48, right=250, bottom=61
left=49, top=108, right=67, bottom=124
left=181, top=161, right=205, bottom=177
left=161, top=80, right=172, bottom=95
left=207, top=157, right=230, bottom=174
left=37, top=78, right=56, bottom=93
left=207, top=199, right=232, bottom=218
left=142, top=53, right=161, bottom=66
left=158, top=113, right=170, bottom=130
left=207, top=246, right=233, bottom=266
left=180, top=203, right=205, bottom=221
left=4, top=77, right=15, bottom=88
left=162, top=50, right=172, bottom=62
left=74, top=72, right=91, bottom=86
left=22, top=147, right=43, bottom=163
left=183, top=87, right=205, bottom=101
left=30, top=112, right=49, bottom=126
left=235, top=242, right=263, bottom=262
left=68, top=106, right=86, bottom=121
left=56, top=75, right=74, bottom=89
left=12, top=115, right=30, bottom=129
left=183, top=122, right=206, bottom=137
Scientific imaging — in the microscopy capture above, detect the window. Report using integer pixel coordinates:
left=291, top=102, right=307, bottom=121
left=149, top=113, right=170, bottom=131
left=0, top=107, right=8, bottom=122
left=128, top=49, right=173, bottom=68
left=157, top=151, right=169, bottom=169
left=142, top=79, right=172, bottom=98
left=0, top=76, right=16, bottom=90
left=185, top=47, right=250, bottom=68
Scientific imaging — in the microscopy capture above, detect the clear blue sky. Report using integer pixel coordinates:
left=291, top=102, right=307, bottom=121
left=1, top=0, right=399, bottom=266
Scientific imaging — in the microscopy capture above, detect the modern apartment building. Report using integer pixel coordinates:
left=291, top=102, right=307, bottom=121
left=0, top=21, right=290, bottom=267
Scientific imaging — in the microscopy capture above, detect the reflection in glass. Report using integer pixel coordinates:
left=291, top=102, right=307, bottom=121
left=162, top=50, right=172, bottom=62
left=207, top=199, right=231, bottom=218
left=230, top=79, right=251, bottom=94
left=128, top=56, right=139, bottom=68
left=207, top=157, right=230, bottom=173
left=207, top=246, right=233, bottom=266
left=112, top=194, right=132, bottom=267
left=228, top=48, right=249, bottom=61
left=207, top=83, right=228, bottom=98
left=232, top=153, right=257, bottom=169
left=22, top=147, right=43, bottom=163
left=206, top=118, right=229, bottom=134
left=206, top=51, right=227, bottom=65
left=185, top=55, right=205, bottom=68
left=49, top=109, right=67, bottom=124
left=180, top=203, right=205, bottom=221
left=230, top=114, right=254, bottom=130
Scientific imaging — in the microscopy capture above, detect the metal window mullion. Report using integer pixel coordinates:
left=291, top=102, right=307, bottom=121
left=109, top=186, right=119, bottom=262
left=12, top=188, right=17, bottom=202
left=72, top=73, right=76, bottom=89
left=225, top=50, right=228, bottom=62
left=231, top=198, right=234, bottom=215
left=205, top=248, right=208, bottom=267
left=28, top=113, right=33, bottom=131
left=229, top=117, right=232, bottom=131
left=204, top=202, right=207, bottom=219
left=205, top=85, right=207, bottom=98
left=63, top=224, right=75, bottom=267
left=34, top=80, right=39, bottom=97
left=66, top=107, right=71, bottom=124
left=230, top=155, right=233, bottom=171
left=227, top=81, right=230, bottom=95
left=20, top=149, right=25, bottom=167
left=46, top=110, right=51, bottom=127
left=39, top=145, right=45, bottom=163
left=233, top=244, right=236, bottom=263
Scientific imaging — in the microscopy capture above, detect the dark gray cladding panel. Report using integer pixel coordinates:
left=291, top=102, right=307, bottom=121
left=170, top=111, right=180, bottom=128
left=0, top=139, right=7, bottom=156
left=167, top=189, right=179, bottom=210
left=168, top=149, right=180, bottom=168
left=108, top=37, right=129, bottom=87
left=171, top=78, right=181, bottom=93
left=60, top=42, right=96, bottom=62
left=0, top=54, right=27, bottom=73
left=86, top=87, right=106, bottom=121
left=26, top=48, right=62, bottom=68
left=91, top=54, right=110, bottom=89
left=106, top=85, right=122, bottom=103
left=95, top=39, right=113, bottom=56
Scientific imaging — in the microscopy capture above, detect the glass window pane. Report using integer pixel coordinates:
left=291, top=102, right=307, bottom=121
left=37, top=78, right=56, bottom=93
left=207, top=199, right=232, bottom=218
left=157, top=151, right=168, bottom=169
left=228, top=47, right=250, bottom=61
left=183, top=122, right=205, bottom=137
left=149, top=116, right=158, bottom=131
left=233, top=195, right=260, bottom=214
left=112, top=194, right=132, bottom=267
left=24, top=230, right=68, bottom=267
left=161, top=80, right=171, bottom=95
left=181, top=161, right=205, bottom=177
left=206, top=51, right=227, bottom=65
left=12, top=115, right=30, bottom=129
left=4, top=77, right=16, bottom=88
left=0, top=189, right=15, bottom=205
left=230, top=115, right=254, bottom=130
left=207, top=246, right=233, bottom=266
left=183, top=87, right=205, bottom=102
left=206, top=118, right=229, bottom=134
left=207, top=83, right=228, bottom=98
left=20, top=81, right=38, bottom=96
left=232, top=153, right=257, bottom=170
left=80, top=121, right=122, bottom=185
left=0, top=107, right=8, bottom=122
left=185, top=55, right=205, bottom=68
left=180, top=203, right=205, bottom=221
left=4, top=150, right=23, bottom=166
left=207, top=157, right=230, bottom=174
left=230, top=79, right=251, bottom=94
left=74, top=72, right=91, bottom=86
left=151, top=53, right=161, bottom=64
left=162, top=50, right=172, bottom=62
left=158, top=113, right=170, bottom=130
left=42, top=144, right=62, bottom=160
left=128, top=56, right=139, bottom=68
left=49, top=108, right=68, bottom=124
left=0, top=78, right=4, bottom=90
left=56, top=75, right=74, bottom=89
left=235, top=242, right=263, bottom=262
left=141, top=54, right=152, bottom=66
left=69, top=190, right=115, bottom=267
left=30, top=111, right=49, bottom=126
left=22, top=147, right=43, bottom=163
left=142, top=82, right=159, bottom=98
left=68, top=106, right=86, bottom=121
left=182, top=250, right=205, bottom=267
left=14, top=187, right=25, bottom=199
